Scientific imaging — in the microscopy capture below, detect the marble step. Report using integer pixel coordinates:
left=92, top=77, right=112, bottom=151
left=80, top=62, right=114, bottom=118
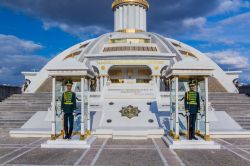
left=212, top=107, right=250, bottom=111
left=0, top=121, right=26, bottom=128
left=0, top=114, right=33, bottom=120
left=2, top=100, right=51, bottom=103
left=0, top=107, right=47, bottom=111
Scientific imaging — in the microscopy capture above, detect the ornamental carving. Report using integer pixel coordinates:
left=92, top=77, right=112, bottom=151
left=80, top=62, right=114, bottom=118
left=119, top=105, right=141, bottom=119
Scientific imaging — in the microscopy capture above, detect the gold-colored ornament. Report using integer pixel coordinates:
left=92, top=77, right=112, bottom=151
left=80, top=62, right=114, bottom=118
left=154, top=65, right=159, bottom=70
left=101, top=66, right=106, bottom=71
left=119, top=105, right=141, bottom=119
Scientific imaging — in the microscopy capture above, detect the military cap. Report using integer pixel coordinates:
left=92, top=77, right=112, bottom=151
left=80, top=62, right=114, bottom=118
left=189, top=80, right=197, bottom=86
left=65, top=79, right=73, bottom=86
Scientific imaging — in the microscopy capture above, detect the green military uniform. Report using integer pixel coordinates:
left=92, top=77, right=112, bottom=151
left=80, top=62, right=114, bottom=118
left=61, top=80, right=76, bottom=139
left=184, top=80, right=200, bottom=140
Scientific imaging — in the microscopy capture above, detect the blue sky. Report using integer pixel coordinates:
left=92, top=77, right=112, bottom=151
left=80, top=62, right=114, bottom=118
left=0, top=0, right=249, bottom=86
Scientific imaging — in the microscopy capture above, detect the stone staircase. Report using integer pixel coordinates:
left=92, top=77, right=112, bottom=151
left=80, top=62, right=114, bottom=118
left=208, top=77, right=227, bottom=92
left=0, top=93, right=51, bottom=130
left=209, top=92, right=250, bottom=130
left=92, top=83, right=164, bottom=139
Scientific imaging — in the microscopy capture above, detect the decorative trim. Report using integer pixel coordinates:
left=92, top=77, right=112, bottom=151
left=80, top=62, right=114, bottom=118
left=196, top=132, right=211, bottom=141
left=51, top=134, right=57, bottom=140
left=169, top=131, right=180, bottom=141
left=61, top=130, right=65, bottom=139
left=112, top=0, right=149, bottom=11
left=204, top=135, right=211, bottom=141
left=80, top=134, right=86, bottom=140
left=86, top=130, right=91, bottom=136
left=116, top=29, right=145, bottom=33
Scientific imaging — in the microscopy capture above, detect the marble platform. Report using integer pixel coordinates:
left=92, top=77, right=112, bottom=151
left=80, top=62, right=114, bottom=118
left=41, top=135, right=96, bottom=149
left=162, top=135, right=221, bottom=149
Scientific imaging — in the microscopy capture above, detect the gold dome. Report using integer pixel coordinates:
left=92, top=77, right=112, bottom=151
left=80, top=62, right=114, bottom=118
left=112, top=0, right=149, bottom=11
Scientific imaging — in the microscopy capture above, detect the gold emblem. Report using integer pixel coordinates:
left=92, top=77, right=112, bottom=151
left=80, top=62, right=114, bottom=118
left=119, top=105, right=141, bottom=119
left=154, top=65, right=159, bottom=70
left=101, top=66, right=106, bottom=70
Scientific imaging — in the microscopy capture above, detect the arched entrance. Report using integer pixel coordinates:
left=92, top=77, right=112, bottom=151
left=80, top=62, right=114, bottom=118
left=108, top=65, right=152, bottom=84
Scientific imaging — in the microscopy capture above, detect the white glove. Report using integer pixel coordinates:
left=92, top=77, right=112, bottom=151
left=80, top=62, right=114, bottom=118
left=186, top=112, right=190, bottom=116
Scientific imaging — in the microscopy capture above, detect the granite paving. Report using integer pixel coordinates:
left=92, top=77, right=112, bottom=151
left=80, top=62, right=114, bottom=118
left=0, top=130, right=250, bottom=166
left=95, top=149, right=164, bottom=166
left=175, top=149, right=250, bottom=166
left=9, top=148, right=85, bottom=165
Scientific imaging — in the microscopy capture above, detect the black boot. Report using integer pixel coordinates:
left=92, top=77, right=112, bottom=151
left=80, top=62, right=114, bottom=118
left=192, top=136, right=198, bottom=140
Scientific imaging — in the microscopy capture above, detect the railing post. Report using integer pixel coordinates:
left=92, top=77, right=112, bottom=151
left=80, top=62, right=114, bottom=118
left=174, top=76, right=179, bottom=140
left=204, top=77, right=210, bottom=141
left=86, top=91, right=91, bottom=136
left=80, top=77, right=85, bottom=140
left=51, top=77, right=56, bottom=140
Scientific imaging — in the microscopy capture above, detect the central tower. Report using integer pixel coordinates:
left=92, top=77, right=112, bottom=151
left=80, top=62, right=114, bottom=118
left=112, top=0, right=149, bottom=33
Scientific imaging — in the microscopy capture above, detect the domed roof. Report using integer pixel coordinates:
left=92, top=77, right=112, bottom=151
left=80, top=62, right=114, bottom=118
left=77, top=32, right=184, bottom=61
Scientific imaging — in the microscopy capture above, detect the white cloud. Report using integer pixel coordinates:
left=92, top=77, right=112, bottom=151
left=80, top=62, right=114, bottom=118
left=182, top=17, right=207, bottom=28
left=43, top=21, right=109, bottom=39
left=206, top=50, right=250, bottom=69
left=215, top=0, right=250, bottom=14
left=0, top=34, right=42, bottom=54
left=0, top=34, right=47, bottom=85
left=220, top=12, right=250, bottom=26
left=185, top=12, right=250, bottom=46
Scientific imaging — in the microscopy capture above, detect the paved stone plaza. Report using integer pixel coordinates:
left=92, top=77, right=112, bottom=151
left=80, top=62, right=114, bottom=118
left=0, top=130, right=250, bottom=166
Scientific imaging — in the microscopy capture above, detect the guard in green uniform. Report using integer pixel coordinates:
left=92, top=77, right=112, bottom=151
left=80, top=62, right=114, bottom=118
left=184, top=80, right=200, bottom=140
left=61, top=80, right=76, bottom=139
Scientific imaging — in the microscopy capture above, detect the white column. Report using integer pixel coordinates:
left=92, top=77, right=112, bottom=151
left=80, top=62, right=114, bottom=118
left=97, top=77, right=100, bottom=91
left=119, top=7, right=123, bottom=30
left=135, top=5, right=140, bottom=29
left=80, top=77, right=85, bottom=140
left=86, top=92, right=91, bottom=136
left=116, top=8, right=119, bottom=30
left=123, top=5, right=128, bottom=29
left=144, top=7, right=147, bottom=31
left=51, top=77, right=56, bottom=140
left=104, top=76, right=107, bottom=86
left=127, top=5, right=132, bottom=29
left=130, top=5, right=135, bottom=29
left=170, top=79, right=174, bottom=132
left=139, top=7, right=143, bottom=30
left=157, top=76, right=160, bottom=91
left=205, top=77, right=210, bottom=140
left=114, top=9, right=117, bottom=31
left=175, top=76, right=179, bottom=139
left=101, top=76, right=104, bottom=91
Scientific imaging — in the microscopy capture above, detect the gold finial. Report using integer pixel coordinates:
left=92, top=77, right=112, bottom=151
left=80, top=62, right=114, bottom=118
left=112, top=0, right=149, bottom=11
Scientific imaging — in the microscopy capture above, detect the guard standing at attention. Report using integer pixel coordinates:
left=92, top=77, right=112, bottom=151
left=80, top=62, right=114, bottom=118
left=61, top=79, right=76, bottom=139
left=184, top=80, right=200, bottom=140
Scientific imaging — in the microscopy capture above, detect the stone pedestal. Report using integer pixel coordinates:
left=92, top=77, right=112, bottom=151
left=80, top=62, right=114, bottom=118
left=41, top=135, right=96, bottom=149
left=162, top=135, right=221, bottom=149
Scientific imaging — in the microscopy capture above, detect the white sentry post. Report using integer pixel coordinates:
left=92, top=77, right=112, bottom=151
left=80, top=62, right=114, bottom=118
left=51, top=77, right=56, bottom=140
left=80, top=77, right=85, bottom=140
